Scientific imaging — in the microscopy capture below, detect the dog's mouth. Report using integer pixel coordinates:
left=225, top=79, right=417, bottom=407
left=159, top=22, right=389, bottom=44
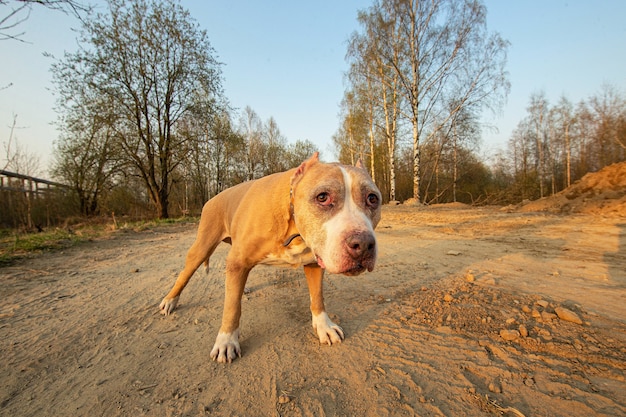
left=342, top=264, right=367, bottom=276
left=316, top=255, right=373, bottom=276
left=315, top=255, right=327, bottom=270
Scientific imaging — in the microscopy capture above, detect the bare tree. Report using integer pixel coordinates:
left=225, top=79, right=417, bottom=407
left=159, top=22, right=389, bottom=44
left=335, top=90, right=368, bottom=166
left=285, top=139, right=318, bottom=169
left=449, top=104, right=480, bottom=202
left=262, top=116, right=287, bottom=175
left=507, top=116, right=538, bottom=201
left=2, top=114, right=41, bottom=175
left=51, top=92, right=123, bottom=216
left=201, top=111, right=243, bottom=199
left=588, top=84, right=626, bottom=165
left=1, top=113, right=20, bottom=171
left=1, top=0, right=90, bottom=41
left=527, top=92, right=549, bottom=198
left=572, top=100, right=596, bottom=175
left=2, top=113, right=43, bottom=229
left=51, top=0, right=224, bottom=218
left=552, top=96, right=575, bottom=188
left=238, top=106, right=264, bottom=180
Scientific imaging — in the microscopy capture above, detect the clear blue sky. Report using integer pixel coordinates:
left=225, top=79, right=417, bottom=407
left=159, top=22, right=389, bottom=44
left=1, top=0, right=625, bottom=175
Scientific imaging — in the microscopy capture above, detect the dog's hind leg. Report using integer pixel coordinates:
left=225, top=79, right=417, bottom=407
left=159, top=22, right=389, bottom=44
left=159, top=216, right=225, bottom=315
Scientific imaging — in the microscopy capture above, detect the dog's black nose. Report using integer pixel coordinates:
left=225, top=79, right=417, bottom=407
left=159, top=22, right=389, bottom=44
left=345, top=232, right=376, bottom=260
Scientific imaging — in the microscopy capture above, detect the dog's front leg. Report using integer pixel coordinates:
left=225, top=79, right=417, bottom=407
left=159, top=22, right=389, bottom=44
left=210, top=258, right=251, bottom=363
left=304, top=264, right=344, bottom=345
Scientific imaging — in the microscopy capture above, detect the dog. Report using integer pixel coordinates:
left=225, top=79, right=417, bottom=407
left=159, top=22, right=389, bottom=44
left=159, top=152, right=381, bottom=363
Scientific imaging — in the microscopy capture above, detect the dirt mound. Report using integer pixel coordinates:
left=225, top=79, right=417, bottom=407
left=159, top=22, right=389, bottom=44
left=519, top=162, right=626, bottom=215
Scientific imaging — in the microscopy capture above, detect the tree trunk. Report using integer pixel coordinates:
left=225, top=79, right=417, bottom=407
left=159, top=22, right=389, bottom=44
left=366, top=77, right=375, bottom=181
left=453, top=123, right=458, bottom=203
left=412, top=120, right=420, bottom=202
left=158, top=188, right=169, bottom=219
left=388, top=147, right=396, bottom=202
left=565, top=124, right=571, bottom=188
left=369, top=125, right=376, bottom=183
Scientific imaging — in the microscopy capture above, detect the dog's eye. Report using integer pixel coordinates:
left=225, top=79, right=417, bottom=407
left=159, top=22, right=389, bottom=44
left=316, top=192, right=332, bottom=206
left=366, top=193, right=379, bottom=207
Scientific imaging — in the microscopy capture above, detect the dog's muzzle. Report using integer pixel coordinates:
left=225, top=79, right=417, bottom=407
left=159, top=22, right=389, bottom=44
left=339, top=231, right=377, bottom=276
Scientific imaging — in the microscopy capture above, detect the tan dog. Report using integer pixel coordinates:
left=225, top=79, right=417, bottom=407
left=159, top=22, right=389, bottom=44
left=159, top=153, right=381, bottom=363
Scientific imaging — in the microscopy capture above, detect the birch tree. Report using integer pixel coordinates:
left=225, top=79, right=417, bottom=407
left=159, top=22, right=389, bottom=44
left=553, top=96, right=575, bottom=188
left=527, top=92, right=549, bottom=198
left=347, top=5, right=403, bottom=201
left=351, top=0, right=509, bottom=202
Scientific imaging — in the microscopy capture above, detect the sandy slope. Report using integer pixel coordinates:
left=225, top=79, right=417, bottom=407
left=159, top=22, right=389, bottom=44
left=1, top=205, right=625, bottom=416
left=518, top=161, right=626, bottom=216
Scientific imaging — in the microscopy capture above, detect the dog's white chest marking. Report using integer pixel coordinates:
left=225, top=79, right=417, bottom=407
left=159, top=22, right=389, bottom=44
left=260, top=241, right=316, bottom=267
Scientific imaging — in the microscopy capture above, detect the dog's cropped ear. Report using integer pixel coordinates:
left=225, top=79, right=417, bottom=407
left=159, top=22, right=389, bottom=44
left=355, top=157, right=373, bottom=178
left=291, top=152, right=320, bottom=187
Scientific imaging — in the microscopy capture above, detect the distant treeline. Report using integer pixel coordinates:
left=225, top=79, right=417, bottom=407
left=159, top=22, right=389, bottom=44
left=334, top=85, right=626, bottom=205
left=3, top=0, right=625, bottom=231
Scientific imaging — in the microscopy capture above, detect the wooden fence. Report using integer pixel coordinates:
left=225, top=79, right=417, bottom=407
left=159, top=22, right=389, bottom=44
left=0, top=170, right=75, bottom=230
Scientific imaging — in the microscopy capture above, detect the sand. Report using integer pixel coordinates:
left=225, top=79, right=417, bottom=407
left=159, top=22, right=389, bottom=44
left=1, top=201, right=625, bottom=416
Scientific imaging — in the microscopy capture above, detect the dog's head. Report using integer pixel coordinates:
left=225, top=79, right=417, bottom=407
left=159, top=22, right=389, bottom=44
left=290, top=153, right=382, bottom=276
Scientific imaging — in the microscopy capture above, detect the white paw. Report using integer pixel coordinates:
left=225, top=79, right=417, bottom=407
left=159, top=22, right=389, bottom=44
left=210, top=330, right=241, bottom=363
left=159, top=296, right=179, bottom=315
left=312, top=312, right=344, bottom=345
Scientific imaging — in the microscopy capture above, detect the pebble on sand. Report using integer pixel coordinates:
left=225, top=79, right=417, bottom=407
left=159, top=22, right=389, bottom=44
left=518, top=324, right=528, bottom=337
left=541, top=311, right=558, bottom=321
left=488, top=381, right=502, bottom=393
left=555, top=307, right=583, bottom=325
left=500, top=329, right=520, bottom=341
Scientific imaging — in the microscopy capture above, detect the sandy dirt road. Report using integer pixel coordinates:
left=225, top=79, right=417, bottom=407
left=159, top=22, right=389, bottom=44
left=1, top=205, right=625, bottom=416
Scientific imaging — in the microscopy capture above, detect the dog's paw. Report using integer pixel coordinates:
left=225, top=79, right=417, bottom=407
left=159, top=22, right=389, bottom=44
left=312, top=312, right=345, bottom=346
left=210, top=330, right=241, bottom=363
left=159, top=296, right=179, bottom=315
